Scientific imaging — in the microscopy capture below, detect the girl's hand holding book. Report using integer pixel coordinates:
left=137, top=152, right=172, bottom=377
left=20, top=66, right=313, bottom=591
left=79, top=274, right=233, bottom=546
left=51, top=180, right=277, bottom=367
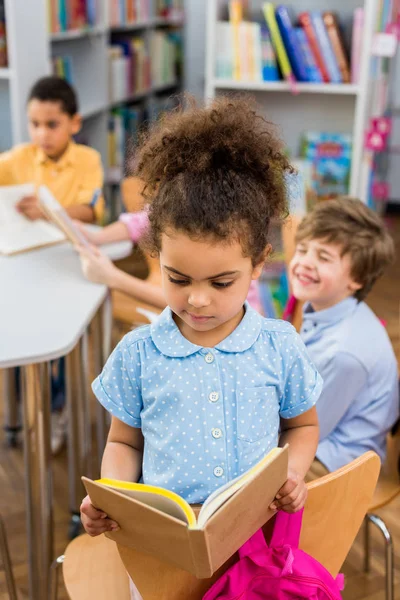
left=80, top=494, right=120, bottom=537
left=77, top=244, right=118, bottom=286
left=269, top=468, right=308, bottom=514
left=72, top=220, right=104, bottom=245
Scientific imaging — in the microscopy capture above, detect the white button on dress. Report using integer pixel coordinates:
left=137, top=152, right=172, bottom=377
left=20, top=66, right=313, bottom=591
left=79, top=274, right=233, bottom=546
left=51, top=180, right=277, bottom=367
left=212, top=428, right=222, bottom=439
left=213, top=466, right=224, bottom=477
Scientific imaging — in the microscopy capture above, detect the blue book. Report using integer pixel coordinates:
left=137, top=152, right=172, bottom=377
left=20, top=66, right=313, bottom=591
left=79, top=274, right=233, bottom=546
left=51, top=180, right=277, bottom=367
left=260, top=25, right=280, bottom=81
left=310, top=12, right=342, bottom=83
left=86, top=0, right=97, bottom=26
left=294, top=28, right=322, bottom=83
left=275, top=6, right=308, bottom=82
left=59, top=0, right=68, bottom=31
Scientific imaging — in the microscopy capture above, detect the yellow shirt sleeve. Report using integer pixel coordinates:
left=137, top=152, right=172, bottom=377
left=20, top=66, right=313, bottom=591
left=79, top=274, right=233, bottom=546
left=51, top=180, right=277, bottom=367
left=0, top=149, right=18, bottom=185
left=75, top=150, right=105, bottom=223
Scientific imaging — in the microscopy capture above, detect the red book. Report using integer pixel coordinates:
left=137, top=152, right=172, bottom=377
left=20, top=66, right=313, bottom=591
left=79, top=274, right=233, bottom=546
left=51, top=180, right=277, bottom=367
left=298, top=12, right=330, bottom=82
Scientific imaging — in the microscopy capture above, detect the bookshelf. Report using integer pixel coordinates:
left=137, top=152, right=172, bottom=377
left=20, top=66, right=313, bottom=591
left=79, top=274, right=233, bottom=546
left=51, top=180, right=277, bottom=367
left=1, top=0, right=185, bottom=219
left=205, top=0, right=379, bottom=203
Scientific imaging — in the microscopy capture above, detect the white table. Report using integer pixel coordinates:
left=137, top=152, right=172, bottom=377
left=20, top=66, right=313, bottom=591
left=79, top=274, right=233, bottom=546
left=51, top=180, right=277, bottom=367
left=0, top=235, right=132, bottom=600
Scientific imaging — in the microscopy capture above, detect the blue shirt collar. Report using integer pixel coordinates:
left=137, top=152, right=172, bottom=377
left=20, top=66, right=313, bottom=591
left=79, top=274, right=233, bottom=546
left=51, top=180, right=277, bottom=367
left=302, top=296, right=358, bottom=326
left=150, top=302, right=263, bottom=357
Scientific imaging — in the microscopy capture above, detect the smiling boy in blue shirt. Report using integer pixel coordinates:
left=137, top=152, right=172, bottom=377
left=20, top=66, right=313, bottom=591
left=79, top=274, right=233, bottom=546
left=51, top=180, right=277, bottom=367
left=289, top=197, right=399, bottom=475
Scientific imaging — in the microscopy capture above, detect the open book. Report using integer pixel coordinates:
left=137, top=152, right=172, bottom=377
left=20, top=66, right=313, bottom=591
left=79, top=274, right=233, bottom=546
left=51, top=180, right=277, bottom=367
left=0, top=184, right=89, bottom=255
left=82, top=445, right=288, bottom=578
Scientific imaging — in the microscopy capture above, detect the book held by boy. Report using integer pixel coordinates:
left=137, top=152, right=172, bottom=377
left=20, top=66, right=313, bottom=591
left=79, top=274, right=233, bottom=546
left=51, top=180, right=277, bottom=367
left=82, top=445, right=289, bottom=578
left=0, top=183, right=89, bottom=255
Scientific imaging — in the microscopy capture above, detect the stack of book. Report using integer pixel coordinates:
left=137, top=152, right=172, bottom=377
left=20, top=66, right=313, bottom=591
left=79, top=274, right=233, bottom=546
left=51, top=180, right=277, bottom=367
left=150, top=30, right=179, bottom=87
left=108, top=105, right=144, bottom=174
left=108, top=94, right=180, bottom=176
left=109, top=0, right=150, bottom=27
left=108, top=38, right=151, bottom=103
left=155, top=0, right=184, bottom=20
left=48, top=0, right=98, bottom=34
left=216, top=1, right=363, bottom=84
left=0, top=0, right=6, bottom=67
left=52, top=56, right=73, bottom=84
left=108, top=31, right=181, bottom=101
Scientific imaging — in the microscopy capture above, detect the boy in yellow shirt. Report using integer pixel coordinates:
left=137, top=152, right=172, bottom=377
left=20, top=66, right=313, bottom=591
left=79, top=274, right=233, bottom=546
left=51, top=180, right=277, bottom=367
left=0, top=76, right=104, bottom=452
left=0, top=75, right=104, bottom=222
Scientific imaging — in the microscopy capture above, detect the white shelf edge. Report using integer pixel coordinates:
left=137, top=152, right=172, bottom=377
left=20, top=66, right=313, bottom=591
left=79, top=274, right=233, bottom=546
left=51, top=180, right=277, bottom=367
left=109, top=82, right=179, bottom=107
left=110, top=89, right=151, bottom=107
left=0, top=67, right=12, bottom=79
left=81, top=105, right=107, bottom=119
left=110, top=16, right=184, bottom=32
left=212, top=79, right=361, bottom=96
left=152, top=81, right=179, bottom=93
left=50, top=25, right=106, bottom=42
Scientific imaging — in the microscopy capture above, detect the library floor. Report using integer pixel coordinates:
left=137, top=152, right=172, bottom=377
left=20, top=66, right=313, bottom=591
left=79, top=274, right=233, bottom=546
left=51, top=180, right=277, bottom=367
left=0, top=216, right=399, bottom=600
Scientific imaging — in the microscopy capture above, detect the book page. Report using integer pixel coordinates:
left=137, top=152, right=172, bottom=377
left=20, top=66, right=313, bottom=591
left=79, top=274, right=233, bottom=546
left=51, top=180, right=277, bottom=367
left=96, top=479, right=197, bottom=527
left=38, top=185, right=90, bottom=248
left=0, top=184, right=65, bottom=255
left=197, top=446, right=282, bottom=528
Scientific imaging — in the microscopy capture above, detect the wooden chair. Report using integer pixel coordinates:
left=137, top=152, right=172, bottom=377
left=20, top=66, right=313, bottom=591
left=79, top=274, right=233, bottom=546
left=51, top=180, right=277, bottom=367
left=112, top=177, right=163, bottom=328
left=58, top=451, right=380, bottom=599
left=364, top=421, right=400, bottom=600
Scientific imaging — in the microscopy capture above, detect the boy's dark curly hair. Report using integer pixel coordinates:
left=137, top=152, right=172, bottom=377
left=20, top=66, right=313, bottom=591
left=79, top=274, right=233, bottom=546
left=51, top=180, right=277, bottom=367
left=135, top=96, right=293, bottom=264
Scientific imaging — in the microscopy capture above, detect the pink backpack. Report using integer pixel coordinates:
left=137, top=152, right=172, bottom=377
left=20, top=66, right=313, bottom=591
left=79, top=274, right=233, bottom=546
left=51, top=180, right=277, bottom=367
left=203, top=509, right=344, bottom=600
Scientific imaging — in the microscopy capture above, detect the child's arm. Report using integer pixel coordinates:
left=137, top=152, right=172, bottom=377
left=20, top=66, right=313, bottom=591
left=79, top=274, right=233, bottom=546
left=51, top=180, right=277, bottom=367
left=66, top=203, right=97, bottom=223
left=74, top=220, right=131, bottom=245
left=271, top=406, right=319, bottom=513
left=78, top=245, right=167, bottom=309
left=81, top=417, right=144, bottom=536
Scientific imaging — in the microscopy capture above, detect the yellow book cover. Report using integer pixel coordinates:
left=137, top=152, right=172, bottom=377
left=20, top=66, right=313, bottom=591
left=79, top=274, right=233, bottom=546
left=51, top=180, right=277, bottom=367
left=82, top=445, right=288, bottom=577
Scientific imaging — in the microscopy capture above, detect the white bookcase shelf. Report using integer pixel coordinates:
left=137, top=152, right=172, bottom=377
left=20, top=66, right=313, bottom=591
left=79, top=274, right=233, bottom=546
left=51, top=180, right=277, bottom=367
left=205, top=0, right=378, bottom=203
left=0, top=68, right=12, bottom=79
left=1, top=0, right=185, bottom=195
left=50, top=25, right=107, bottom=42
left=212, top=80, right=361, bottom=95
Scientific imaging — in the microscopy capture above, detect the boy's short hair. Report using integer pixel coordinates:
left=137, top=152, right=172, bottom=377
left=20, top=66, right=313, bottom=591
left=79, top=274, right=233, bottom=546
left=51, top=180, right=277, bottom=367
left=295, top=197, right=395, bottom=301
left=28, top=76, right=78, bottom=116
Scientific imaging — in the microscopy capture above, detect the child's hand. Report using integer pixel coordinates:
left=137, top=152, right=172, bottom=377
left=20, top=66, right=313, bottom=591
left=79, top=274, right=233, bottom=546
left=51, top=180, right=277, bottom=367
left=80, top=494, right=120, bottom=537
left=72, top=220, right=103, bottom=245
left=77, top=245, right=118, bottom=286
left=269, top=468, right=308, bottom=513
left=16, top=196, right=45, bottom=221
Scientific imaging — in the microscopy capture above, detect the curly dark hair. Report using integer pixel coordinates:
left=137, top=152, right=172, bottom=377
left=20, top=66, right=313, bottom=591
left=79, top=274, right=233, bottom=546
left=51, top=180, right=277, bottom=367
left=134, top=96, right=293, bottom=264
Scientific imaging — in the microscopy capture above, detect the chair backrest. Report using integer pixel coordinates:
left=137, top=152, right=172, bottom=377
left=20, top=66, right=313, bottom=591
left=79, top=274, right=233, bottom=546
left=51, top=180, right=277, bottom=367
left=121, top=177, right=146, bottom=213
left=62, top=452, right=380, bottom=600
left=369, top=421, right=400, bottom=510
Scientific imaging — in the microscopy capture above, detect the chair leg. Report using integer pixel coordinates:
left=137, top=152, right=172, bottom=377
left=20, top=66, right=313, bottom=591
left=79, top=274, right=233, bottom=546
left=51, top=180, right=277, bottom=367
left=368, top=513, right=394, bottom=600
left=50, top=555, right=65, bottom=600
left=0, top=515, right=18, bottom=600
left=364, top=515, right=371, bottom=572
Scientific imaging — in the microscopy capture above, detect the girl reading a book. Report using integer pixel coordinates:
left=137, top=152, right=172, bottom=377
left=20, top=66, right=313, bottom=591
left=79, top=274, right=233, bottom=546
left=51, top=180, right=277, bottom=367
left=81, top=98, right=322, bottom=561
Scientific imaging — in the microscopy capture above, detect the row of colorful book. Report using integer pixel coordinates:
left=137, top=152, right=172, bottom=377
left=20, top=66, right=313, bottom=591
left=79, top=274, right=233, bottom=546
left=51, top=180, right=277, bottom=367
left=0, top=0, right=7, bottom=68
left=109, top=0, right=150, bottom=26
left=108, top=95, right=179, bottom=174
left=288, top=132, right=352, bottom=216
left=109, top=0, right=183, bottom=26
left=109, top=38, right=151, bottom=103
left=109, top=31, right=181, bottom=103
left=52, top=56, right=74, bottom=84
left=48, top=0, right=98, bottom=33
left=216, top=2, right=364, bottom=84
